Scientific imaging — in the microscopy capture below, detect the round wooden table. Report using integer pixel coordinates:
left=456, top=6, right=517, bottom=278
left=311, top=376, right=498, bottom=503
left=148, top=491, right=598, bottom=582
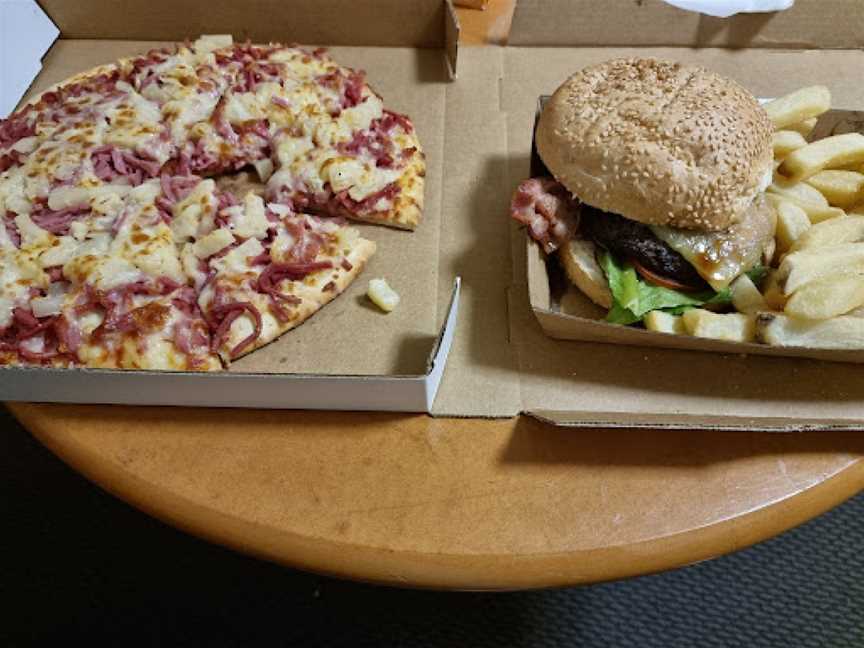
left=8, top=1, right=864, bottom=591
left=9, top=403, right=864, bottom=589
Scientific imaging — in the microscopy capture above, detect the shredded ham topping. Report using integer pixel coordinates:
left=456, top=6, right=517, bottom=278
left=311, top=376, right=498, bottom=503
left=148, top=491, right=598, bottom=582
left=343, top=70, right=366, bottom=108
left=3, top=212, right=21, bottom=248
left=0, top=150, right=22, bottom=173
left=0, top=114, right=36, bottom=150
left=284, top=219, right=326, bottom=263
left=329, top=182, right=399, bottom=217
left=255, top=260, right=331, bottom=322
left=0, top=307, right=78, bottom=363
left=155, top=173, right=201, bottom=222
left=91, top=145, right=163, bottom=185
left=510, top=177, right=580, bottom=254
left=208, top=301, right=262, bottom=358
left=31, top=204, right=91, bottom=235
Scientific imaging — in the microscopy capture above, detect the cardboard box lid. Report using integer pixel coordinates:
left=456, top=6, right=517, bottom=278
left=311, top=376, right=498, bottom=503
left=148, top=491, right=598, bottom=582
left=37, top=0, right=459, bottom=78
left=41, top=0, right=451, bottom=47
left=508, top=0, right=864, bottom=49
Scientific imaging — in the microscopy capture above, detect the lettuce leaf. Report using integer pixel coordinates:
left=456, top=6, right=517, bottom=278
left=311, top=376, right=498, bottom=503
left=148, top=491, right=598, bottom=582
left=600, top=252, right=712, bottom=324
left=599, top=252, right=766, bottom=325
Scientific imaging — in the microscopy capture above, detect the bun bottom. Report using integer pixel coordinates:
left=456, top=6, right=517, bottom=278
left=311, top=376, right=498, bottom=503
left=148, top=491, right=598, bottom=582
left=558, top=239, right=612, bottom=309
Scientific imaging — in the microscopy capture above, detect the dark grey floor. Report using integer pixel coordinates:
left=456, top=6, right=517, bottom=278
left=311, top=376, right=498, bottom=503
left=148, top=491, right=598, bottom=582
left=2, top=405, right=863, bottom=648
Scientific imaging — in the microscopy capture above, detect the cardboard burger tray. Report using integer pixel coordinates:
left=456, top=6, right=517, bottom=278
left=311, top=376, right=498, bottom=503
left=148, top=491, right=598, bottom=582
left=5, top=0, right=864, bottom=431
left=527, top=97, right=864, bottom=365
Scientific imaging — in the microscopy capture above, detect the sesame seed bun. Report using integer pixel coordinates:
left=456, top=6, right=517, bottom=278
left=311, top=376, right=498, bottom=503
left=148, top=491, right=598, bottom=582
left=536, top=58, right=774, bottom=232
left=558, top=238, right=612, bottom=309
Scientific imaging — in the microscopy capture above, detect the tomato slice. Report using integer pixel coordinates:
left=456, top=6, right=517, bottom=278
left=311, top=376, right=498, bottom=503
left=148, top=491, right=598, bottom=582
left=629, top=257, right=702, bottom=292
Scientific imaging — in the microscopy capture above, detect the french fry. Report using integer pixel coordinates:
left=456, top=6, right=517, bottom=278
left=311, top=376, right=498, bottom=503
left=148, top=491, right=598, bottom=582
left=790, top=215, right=864, bottom=252
left=756, top=312, right=864, bottom=349
left=774, top=200, right=811, bottom=255
left=786, top=117, right=818, bottom=138
left=682, top=309, right=756, bottom=343
left=769, top=176, right=828, bottom=206
left=772, top=130, right=808, bottom=159
left=784, top=273, right=864, bottom=319
left=805, top=170, right=864, bottom=208
left=763, top=86, right=831, bottom=129
left=834, top=161, right=864, bottom=172
left=849, top=306, right=864, bottom=317
left=762, top=270, right=788, bottom=310
left=849, top=204, right=864, bottom=217
left=778, top=243, right=864, bottom=294
left=644, top=310, right=687, bottom=335
left=779, top=133, right=864, bottom=181
left=730, top=274, right=769, bottom=314
left=766, top=193, right=845, bottom=224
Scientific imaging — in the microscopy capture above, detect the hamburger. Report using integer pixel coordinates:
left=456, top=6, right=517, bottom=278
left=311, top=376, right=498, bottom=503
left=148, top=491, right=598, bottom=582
left=511, top=58, right=777, bottom=325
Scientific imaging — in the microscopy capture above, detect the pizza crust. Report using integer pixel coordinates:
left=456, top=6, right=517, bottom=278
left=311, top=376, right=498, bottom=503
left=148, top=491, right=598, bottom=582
left=224, top=237, right=377, bottom=362
left=19, top=63, right=120, bottom=111
left=346, top=138, right=425, bottom=231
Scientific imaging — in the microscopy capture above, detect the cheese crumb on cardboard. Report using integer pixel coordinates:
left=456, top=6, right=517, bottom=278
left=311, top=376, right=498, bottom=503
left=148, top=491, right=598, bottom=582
left=368, top=278, right=399, bottom=312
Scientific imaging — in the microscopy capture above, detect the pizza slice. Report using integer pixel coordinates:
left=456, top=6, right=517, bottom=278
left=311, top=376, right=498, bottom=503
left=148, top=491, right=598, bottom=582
left=56, top=277, right=220, bottom=371
left=192, top=193, right=375, bottom=363
left=170, top=40, right=425, bottom=231
left=266, top=104, right=424, bottom=231
left=0, top=180, right=220, bottom=370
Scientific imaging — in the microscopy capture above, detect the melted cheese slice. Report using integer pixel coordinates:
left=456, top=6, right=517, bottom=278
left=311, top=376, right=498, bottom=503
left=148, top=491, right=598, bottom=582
left=651, top=196, right=776, bottom=291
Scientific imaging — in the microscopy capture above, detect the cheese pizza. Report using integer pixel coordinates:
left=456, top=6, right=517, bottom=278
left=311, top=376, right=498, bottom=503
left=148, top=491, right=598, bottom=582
left=0, top=36, right=424, bottom=370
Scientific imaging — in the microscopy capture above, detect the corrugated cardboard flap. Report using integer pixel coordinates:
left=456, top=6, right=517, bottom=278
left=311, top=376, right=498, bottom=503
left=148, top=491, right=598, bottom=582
left=37, top=0, right=459, bottom=77
left=41, top=0, right=449, bottom=47
left=508, top=0, right=864, bottom=49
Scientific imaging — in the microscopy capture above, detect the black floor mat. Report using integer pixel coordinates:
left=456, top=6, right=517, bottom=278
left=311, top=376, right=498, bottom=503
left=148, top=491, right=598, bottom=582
left=2, top=405, right=862, bottom=647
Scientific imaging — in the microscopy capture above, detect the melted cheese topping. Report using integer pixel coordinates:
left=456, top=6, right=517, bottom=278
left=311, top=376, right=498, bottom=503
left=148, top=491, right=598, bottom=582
left=0, top=35, right=412, bottom=371
left=651, top=196, right=776, bottom=290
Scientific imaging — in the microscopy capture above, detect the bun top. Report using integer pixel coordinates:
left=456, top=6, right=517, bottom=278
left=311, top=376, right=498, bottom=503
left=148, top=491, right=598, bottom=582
left=536, top=58, right=774, bottom=232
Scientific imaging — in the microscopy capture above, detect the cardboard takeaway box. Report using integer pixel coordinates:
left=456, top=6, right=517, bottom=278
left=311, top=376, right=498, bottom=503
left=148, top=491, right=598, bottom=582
left=5, top=0, right=864, bottom=430
left=427, top=0, right=864, bottom=431
left=1, top=0, right=461, bottom=411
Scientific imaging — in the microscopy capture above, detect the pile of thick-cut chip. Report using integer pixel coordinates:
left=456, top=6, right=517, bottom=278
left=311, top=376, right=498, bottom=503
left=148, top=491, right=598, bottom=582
left=643, top=86, right=864, bottom=349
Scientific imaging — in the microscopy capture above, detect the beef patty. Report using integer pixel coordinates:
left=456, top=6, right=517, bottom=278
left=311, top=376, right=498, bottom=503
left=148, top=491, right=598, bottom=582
left=579, top=206, right=709, bottom=290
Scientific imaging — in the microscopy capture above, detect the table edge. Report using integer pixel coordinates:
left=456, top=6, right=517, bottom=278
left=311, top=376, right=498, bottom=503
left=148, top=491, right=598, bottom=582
left=15, top=405, right=864, bottom=590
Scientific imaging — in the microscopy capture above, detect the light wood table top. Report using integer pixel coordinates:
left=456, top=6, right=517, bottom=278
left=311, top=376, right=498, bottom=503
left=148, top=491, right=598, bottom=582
left=8, top=1, right=864, bottom=590
left=9, top=403, right=864, bottom=589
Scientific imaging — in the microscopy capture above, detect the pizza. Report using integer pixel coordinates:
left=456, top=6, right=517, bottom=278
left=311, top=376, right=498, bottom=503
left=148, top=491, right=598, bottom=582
left=0, top=35, right=424, bottom=370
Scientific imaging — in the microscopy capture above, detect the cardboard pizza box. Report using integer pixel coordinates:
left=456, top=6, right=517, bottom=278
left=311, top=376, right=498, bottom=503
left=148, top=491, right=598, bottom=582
left=5, top=0, right=864, bottom=431
left=0, top=0, right=462, bottom=410
left=428, top=0, right=864, bottom=430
